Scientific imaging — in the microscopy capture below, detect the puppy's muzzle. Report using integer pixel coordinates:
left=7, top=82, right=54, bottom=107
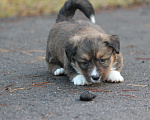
left=91, top=67, right=101, bottom=82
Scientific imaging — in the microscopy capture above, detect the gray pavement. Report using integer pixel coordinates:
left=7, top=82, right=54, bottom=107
left=0, top=7, right=150, bottom=120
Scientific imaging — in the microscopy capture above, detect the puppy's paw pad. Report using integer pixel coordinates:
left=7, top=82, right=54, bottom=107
left=72, top=75, right=88, bottom=85
left=54, top=68, right=64, bottom=76
left=106, top=71, right=124, bottom=83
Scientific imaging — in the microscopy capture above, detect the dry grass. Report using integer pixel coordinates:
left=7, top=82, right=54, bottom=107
left=0, top=0, right=150, bottom=18
left=0, top=0, right=66, bottom=17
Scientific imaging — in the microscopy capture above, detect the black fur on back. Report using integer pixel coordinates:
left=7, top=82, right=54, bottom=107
left=56, top=0, right=95, bottom=23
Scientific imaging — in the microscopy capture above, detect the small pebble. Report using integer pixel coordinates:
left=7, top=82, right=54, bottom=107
left=80, top=91, right=96, bottom=101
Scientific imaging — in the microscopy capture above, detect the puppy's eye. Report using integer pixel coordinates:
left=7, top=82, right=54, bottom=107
left=99, top=59, right=105, bottom=64
left=80, top=62, right=88, bottom=67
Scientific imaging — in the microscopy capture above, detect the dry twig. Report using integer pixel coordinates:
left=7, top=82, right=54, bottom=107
left=127, top=84, right=149, bottom=87
left=85, top=88, right=112, bottom=92
left=42, top=113, right=55, bottom=119
left=18, top=59, right=42, bottom=63
left=136, top=58, right=150, bottom=60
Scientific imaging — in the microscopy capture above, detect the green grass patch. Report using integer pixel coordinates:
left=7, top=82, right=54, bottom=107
left=0, top=0, right=150, bottom=18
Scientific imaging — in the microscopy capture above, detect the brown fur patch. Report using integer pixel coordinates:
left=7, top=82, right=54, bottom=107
left=100, top=54, right=115, bottom=80
left=70, top=27, right=102, bottom=46
left=96, top=47, right=114, bottom=59
left=82, top=53, right=90, bottom=61
left=74, top=61, right=83, bottom=75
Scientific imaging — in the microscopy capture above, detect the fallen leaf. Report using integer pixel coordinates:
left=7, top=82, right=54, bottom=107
left=127, top=84, right=149, bottom=87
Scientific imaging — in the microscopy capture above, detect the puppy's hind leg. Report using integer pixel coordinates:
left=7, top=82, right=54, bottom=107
left=46, top=62, right=64, bottom=76
left=46, top=51, right=64, bottom=76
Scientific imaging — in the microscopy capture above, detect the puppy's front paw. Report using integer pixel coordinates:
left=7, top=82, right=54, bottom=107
left=72, top=75, right=88, bottom=85
left=54, top=68, right=64, bottom=76
left=106, top=70, right=124, bottom=83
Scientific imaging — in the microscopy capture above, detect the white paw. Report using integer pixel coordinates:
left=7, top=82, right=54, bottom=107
left=106, top=70, right=124, bottom=83
left=72, top=75, right=88, bottom=85
left=54, top=68, right=64, bottom=76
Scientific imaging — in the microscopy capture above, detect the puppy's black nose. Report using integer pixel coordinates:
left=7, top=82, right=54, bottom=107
left=92, top=75, right=99, bottom=80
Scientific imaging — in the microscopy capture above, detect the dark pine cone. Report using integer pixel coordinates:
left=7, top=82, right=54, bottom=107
left=80, top=91, right=96, bottom=101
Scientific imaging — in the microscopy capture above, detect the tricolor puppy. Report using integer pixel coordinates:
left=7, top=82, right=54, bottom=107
left=46, top=0, right=124, bottom=85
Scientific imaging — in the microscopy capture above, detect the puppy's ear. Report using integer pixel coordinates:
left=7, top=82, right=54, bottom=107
left=104, top=35, right=120, bottom=54
left=65, top=42, right=77, bottom=61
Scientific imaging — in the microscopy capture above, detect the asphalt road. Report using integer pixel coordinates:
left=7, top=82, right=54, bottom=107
left=0, top=6, right=150, bottom=120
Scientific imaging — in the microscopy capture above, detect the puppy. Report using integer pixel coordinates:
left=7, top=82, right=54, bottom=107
left=46, top=0, right=124, bottom=85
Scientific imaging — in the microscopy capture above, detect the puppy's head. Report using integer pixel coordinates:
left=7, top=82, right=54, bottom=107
left=65, top=32, right=120, bottom=84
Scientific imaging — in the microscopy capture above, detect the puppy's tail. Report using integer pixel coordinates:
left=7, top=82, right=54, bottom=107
left=56, top=0, right=95, bottom=23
